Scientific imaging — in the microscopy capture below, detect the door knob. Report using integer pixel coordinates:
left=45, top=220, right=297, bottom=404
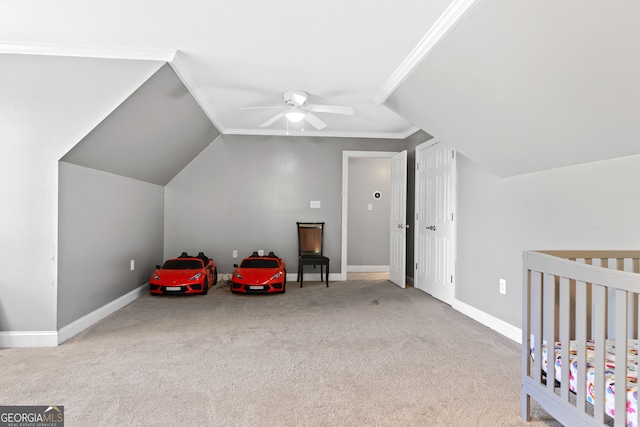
left=426, top=225, right=437, bottom=231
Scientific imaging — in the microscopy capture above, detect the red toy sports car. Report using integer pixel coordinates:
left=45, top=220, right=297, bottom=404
left=149, top=252, right=217, bottom=295
left=231, top=252, right=287, bottom=294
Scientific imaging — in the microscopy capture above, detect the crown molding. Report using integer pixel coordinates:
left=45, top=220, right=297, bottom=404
left=373, top=0, right=478, bottom=104
left=0, top=42, right=175, bottom=61
left=223, top=126, right=419, bottom=140
left=169, top=51, right=225, bottom=134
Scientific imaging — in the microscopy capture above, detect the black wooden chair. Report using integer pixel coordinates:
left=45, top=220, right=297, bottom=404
left=296, top=222, right=330, bottom=288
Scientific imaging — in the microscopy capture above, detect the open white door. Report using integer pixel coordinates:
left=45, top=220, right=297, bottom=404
left=415, top=141, right=456, bottom=304
left=389, top=150, right=408, bottom=288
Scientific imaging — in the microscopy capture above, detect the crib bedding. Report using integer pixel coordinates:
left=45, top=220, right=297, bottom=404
left=537, top=339, right=639, bottom=426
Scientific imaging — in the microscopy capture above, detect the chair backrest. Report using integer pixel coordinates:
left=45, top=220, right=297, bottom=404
left=297, top=222, right=325, bottom=256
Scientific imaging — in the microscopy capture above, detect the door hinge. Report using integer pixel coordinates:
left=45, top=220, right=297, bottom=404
left=451, top=212, right=454, bottom=221
left=451, top=275, right=454, bottom=283
left=452, top=151, right=455, bottom=159
left=416, top=213, right=419, bottom=220
left=416, top=163, right=420, bottom=171
left=416, top=263, right=418, bottom=270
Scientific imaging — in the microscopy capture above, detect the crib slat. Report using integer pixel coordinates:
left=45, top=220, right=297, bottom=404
left=522, top=265, right=532, bottom=421
left=532, top=270, right=543, bottom=386
left=614, top=289, right=628, bottom=427
left=575, top=280, right=587, bottom=412
left=544, top=273, right=556, bottom=393
left=631, top=258, right=640, bottom=426
left=593, top=284, right=607, bottom=423
left=559, top=276, right=571, bottom=402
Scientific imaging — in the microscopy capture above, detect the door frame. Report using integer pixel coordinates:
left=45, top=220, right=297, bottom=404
left=341, top=151, right=399, bottom=281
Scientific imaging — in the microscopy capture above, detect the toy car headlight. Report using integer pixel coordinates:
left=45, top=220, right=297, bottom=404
left=234, top=271, right=244, bottom=279
left=152, top=273, right=160, bottom=280
left=189, top=272, right=203, bottom=281
left=269, top=271, right=282, bottom=281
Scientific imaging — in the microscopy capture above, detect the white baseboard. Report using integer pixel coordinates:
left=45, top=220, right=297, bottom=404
left=452, top=299, right=522, bottom=344
left=0, top=283, right=150, bottom=348
left=347, top=265, right=390, bottom=273
left=0, top=330, right=58, bottom=348
left=285, top=272, right=342, bottom=283
left=58, top=283, right=148, bottom=345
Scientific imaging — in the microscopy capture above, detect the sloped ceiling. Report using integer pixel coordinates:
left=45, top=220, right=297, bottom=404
left=62, top=63, right=219, bottom=186
left=0, top=0, right=458, bottom=139
left=385, top=0, right=640, bottom=177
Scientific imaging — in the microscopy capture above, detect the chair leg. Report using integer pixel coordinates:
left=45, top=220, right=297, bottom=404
left=325, top=262, right=329, bottom=287
left=299, top=261, right=303, bottom=288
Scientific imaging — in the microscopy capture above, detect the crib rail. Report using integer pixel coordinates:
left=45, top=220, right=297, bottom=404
left=522, top=250, right=640, bottom=427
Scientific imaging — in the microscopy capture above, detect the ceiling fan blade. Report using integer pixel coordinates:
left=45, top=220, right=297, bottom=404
left=306, top=104, right=354, bottom=115
left=260, top=112, right=286, bottom=127
left=303, top=112, right=327, bottom=130
left=238, top=105, right=285, bottom=110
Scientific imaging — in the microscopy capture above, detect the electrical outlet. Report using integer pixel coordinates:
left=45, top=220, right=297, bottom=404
left=499, top=279, right=506, bottom=295
left=258, top=250, right=264, bottom=256
left=368, top=203, right=373, bottom=211
left=130, top=259, right=135, bottom=271
left=310, top=200, right=321, bottom=208
left=232, top=250, right=238, bottom=258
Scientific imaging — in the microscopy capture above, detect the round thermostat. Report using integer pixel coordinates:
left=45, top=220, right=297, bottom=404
left=373, top=191, right=382, bottom=199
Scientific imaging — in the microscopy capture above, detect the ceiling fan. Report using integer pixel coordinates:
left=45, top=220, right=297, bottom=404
left=240, top=90, right=354, bottom=130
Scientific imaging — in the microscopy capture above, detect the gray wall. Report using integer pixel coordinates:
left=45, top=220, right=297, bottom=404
left=0, top=54, right=162, bottom=335
left=58, top=162, right=164, bottom=328
left=347, top=157, right=391, bottom=267
left=455, top=152, right=640, bottom=327
left=164, top=134, right=405, bottom=275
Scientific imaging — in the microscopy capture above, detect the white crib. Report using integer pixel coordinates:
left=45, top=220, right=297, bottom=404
left=522, top=250, right=640, bottom=427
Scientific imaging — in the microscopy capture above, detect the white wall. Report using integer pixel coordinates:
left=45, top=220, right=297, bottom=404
left=0, top=54, right=161, bottom=336
left=456, top=153, right=640, bottom=327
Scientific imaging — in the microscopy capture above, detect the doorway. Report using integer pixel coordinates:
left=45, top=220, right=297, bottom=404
left=340, top=151, right=398, bottom=280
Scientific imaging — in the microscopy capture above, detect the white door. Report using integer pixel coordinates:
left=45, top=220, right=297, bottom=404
left=415, top=141, right=456, bottom=304
left=389, top=150, right=408, bottom=288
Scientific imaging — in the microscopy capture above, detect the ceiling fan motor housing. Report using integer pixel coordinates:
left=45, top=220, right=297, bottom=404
left=283, top=90, right=308, bottom=107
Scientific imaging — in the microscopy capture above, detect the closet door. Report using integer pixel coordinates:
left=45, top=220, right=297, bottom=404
left=415, top=141, right=456, bottom=305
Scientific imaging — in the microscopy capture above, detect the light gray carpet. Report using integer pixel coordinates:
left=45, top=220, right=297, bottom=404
left=0, top=279, right=560, bottom=426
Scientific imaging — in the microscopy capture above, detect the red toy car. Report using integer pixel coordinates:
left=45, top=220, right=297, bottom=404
left=149, top=252, right=217, bottom=295
left=231, top=252, right=287, bottom=294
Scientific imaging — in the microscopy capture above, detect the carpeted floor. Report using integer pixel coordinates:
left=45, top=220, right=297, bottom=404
left=0, top=278, right=560, bottom=426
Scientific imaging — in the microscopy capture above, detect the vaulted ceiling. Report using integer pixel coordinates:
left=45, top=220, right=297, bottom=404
left=2, top=1, right=639, bottom=177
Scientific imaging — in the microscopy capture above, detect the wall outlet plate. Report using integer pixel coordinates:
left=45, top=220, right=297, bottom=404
left=310, top=200, right=321, bottom=208
left=499, top=279, right=506, bottom=295
left=232, top=250, right=238, bottom=258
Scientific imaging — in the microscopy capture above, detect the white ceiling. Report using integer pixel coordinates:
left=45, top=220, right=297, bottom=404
left=5, top=1, right=637, bottom=177
left=0, top=0, right=461, bottom=139
left=387, top=0, right=640, bottom=177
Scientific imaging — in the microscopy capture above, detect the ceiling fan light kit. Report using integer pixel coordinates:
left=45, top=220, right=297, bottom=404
left=284, top=110, right=305, bottom=123
left=244, top=90, right=354, bottom=131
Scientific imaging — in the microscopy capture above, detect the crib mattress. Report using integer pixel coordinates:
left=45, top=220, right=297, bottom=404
left=539, top=339, right=638, bottom=425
